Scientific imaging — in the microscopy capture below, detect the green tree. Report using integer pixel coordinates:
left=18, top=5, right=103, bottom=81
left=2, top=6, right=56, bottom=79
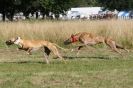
left=51, top=0, right=73, bottom=19
left=71, top=0, right=98, bottom=7
left=97, top=0, right=133, bottom=10
left=40, top=0, right=74, bottom=19
left=17, top=0, right=37, bottom=19
left=39, top=0, right=53, bottom=19
left=0, top=0, right=19, bottom=21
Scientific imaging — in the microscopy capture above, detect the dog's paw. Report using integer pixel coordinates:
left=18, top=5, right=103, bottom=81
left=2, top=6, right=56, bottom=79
left=27, top=52, right=32, bottom=55
left=16, top=48, right=20, bottom=51
left=71, top=49, right=74, bottom=52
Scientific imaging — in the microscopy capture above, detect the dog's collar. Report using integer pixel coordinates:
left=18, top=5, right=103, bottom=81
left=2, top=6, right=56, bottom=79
left=71, top=36, right=78, bottom=43
left=11, top=37, right=20, bottom=43
left=13, top=38, right=19, bottom=43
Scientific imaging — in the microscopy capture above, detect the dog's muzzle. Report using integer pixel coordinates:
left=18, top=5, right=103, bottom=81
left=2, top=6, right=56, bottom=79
left=64, top=39, right=72, bottom=45
left=5, top=40, right=14, bottom=45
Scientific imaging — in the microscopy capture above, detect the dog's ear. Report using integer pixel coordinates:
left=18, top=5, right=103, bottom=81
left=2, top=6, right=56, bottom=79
left=16, top=36, right=21, bottom=40
left=71, top=34, right=74, bottom=38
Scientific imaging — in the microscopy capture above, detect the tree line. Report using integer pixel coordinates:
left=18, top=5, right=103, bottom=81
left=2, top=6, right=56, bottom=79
left=0, top=0, right=133, bottom=21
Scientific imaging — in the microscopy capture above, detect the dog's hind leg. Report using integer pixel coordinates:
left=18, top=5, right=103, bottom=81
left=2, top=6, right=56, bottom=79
left=52, top=47, right=65, bottom=63
left=106, top=40, right=122, bottom=55
left=116, top=44, right=129, bottom=52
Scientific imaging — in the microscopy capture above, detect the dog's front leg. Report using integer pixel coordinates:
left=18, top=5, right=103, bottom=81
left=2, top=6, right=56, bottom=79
left=76, top=46, right=84, bottom=56
left=44, top=53, right=49, bottom=64
left=44, top=47, right=51, bottom=64
left=27, top=48, right=33, bottom=55
left=18, top=47, right=23, bottom=51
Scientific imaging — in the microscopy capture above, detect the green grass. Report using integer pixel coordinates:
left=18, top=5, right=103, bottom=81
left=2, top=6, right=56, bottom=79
left=0, top=48, right=133, bottom=88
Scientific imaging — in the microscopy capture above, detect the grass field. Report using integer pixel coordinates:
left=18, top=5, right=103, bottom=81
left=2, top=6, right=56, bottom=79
left=0, top=20, right=133, bottom=88
left=0, top=48, right=133, bottom=88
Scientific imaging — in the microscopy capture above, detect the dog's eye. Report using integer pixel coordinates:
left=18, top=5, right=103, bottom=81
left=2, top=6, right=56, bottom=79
left=9, top=40, right=12, bottom=42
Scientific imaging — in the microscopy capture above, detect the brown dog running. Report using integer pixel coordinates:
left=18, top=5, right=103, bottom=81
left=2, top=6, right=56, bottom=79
left=64, top=32, right=129, bottom=55
left=6, top=37, right=65, bottom=64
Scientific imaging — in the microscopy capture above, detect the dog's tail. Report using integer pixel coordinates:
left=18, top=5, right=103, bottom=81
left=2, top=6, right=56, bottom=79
left=53, top=43, right=70, bottom=51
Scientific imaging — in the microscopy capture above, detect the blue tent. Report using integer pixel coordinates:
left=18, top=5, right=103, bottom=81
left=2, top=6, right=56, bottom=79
left=118, top=11, right=130, bottom=17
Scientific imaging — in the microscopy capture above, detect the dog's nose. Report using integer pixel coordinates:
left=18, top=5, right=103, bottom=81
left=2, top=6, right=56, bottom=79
left=5, top=40, right=13, bottom=45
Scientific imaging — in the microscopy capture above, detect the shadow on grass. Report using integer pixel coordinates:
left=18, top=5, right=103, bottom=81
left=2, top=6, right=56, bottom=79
left=63, top=55, right=112, bottom=60
left=0, top=61, right=47, bottom=64
left=0, top=55, right=118, bottom=64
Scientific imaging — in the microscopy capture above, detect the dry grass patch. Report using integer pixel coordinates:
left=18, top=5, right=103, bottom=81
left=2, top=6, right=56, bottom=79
left=0, top=20, right=133, bottom=48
